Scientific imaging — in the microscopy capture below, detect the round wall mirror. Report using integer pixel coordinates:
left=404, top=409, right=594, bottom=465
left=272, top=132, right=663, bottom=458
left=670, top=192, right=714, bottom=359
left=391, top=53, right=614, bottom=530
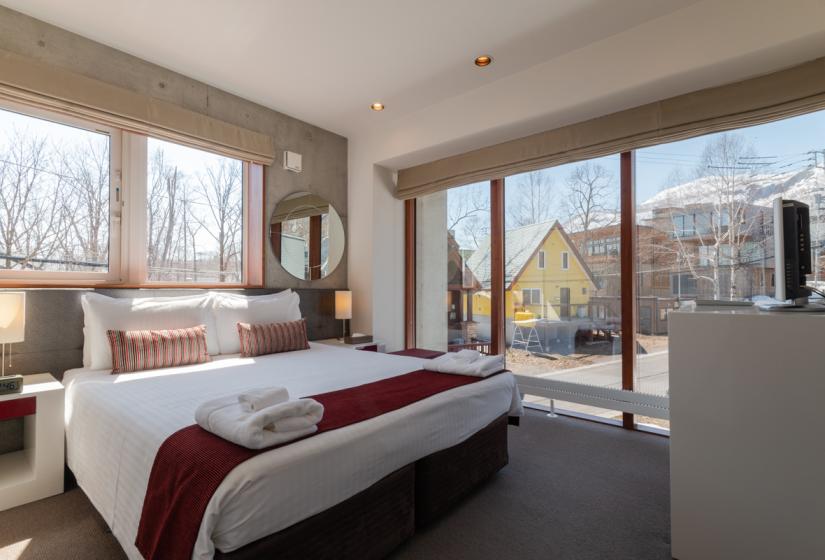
left=270, top=192, right=345, bottom=281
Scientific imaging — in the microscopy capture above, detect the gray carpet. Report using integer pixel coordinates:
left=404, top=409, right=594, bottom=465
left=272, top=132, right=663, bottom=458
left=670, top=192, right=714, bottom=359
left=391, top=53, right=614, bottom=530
left=0, top=410, right=670, bottom=560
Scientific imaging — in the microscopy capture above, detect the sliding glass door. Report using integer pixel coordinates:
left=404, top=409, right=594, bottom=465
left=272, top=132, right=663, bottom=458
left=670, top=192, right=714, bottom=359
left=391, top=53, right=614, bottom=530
left=415, top=182, right=491, bottom=353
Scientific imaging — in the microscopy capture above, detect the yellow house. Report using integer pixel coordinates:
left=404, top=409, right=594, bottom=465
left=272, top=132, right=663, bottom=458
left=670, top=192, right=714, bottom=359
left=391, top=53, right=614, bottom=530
left=467, top=221, right=597, bottom=321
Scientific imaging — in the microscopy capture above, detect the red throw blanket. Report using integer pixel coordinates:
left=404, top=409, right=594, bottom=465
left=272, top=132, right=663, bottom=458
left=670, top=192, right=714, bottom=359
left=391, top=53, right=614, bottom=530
left=135, top=369, right=493, bottom=560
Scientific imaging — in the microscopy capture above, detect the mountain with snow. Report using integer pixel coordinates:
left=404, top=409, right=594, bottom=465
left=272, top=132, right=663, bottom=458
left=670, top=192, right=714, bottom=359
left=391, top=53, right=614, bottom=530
left=639, top=167, right=825, bottom=211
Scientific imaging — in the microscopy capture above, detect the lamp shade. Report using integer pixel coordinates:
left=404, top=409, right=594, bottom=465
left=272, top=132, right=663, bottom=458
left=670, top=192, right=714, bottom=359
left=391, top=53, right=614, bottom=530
left=335, top=290, right=352, bottom=320
left=0, top=292, right=25, bottom=343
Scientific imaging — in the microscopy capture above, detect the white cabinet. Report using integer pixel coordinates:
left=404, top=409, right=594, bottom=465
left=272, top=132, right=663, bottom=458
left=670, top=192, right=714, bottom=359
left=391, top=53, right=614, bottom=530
left=0, top=374, right=64, bottom=511
left=669, top=308, right=825, bottom=560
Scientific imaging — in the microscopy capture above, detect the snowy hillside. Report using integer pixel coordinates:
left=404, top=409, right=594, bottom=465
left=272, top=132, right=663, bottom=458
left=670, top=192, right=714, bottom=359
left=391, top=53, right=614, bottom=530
left=639, top=167, right=825, bottom=211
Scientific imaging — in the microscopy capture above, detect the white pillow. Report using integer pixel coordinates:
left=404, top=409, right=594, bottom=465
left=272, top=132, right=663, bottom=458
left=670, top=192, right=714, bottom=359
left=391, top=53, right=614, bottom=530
left=210, top=290, right=302, bottom=354
left=82, top=292, right=219, bottom=370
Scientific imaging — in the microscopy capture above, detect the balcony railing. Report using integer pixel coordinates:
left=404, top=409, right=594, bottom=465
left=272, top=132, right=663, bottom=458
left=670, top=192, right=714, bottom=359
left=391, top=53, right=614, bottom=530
left=448, top=341, right=492, bottom=355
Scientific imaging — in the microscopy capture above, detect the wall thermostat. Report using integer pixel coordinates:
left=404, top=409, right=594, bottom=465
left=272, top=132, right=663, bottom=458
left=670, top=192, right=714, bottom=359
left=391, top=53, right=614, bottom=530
left=283, top=151, right=302, bottom=173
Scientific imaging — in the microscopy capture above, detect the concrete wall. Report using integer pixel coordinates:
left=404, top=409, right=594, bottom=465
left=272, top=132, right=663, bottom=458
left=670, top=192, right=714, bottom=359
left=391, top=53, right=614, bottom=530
left=0, top=6, right=348, bottom=290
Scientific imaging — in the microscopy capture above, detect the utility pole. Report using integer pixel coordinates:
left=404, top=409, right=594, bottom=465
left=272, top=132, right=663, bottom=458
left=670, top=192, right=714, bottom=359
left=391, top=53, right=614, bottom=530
left=815, top=194, right=821, bottom=285
left=811, top=150, right=825, bottom=286
left=810, top=149, right=825, bottom=288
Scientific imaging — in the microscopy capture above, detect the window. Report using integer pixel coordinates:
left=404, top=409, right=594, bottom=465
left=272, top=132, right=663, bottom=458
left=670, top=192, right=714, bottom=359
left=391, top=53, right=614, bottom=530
left=147, top=138, right=244, bottom=283
left=633, top=108, right=825, bottom=431
left=0, top=100, right=261, bottom=285
left=411, top=97, right=825, bottom=433
left=0, top=103, right=120, bottom=281
left=503, top=155, right=622, bottom=422
left=537, top=250, right=546, bottom=269
left=415, top=182, right=490, bottom=353
left=672, top=214, right=694, bottom=238
left=670, top=273, right=698, bottom=295
left=522, top=288, right=542, bottom=305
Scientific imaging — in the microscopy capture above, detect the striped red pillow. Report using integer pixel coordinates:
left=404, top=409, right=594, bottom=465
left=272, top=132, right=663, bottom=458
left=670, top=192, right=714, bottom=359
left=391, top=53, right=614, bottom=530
left=107, top=325, right=211, bottom=373
left=237, top=319, right=310, bottom=357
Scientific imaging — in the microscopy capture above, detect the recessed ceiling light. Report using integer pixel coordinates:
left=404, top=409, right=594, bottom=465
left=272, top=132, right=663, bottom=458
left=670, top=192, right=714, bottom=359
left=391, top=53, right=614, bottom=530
left=370, top=102, right=385, bottom=111
left=474, top=55, right=493, bottom=67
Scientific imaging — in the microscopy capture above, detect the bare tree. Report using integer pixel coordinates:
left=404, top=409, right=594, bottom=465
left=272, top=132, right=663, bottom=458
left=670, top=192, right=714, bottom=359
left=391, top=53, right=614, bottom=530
left=661, top=133, right=765, bottom=300
left=147, top=148, right=184, bottom=279
left=194, top=160, right=242, bottom=282
left=447, top=184, right=490, bottom=250
left=507, top=170, right=555, bottom=228
left=59, top=139, right=110, bottom=268
left=563, top=162, right=617, bottom=251
left=0, top=129, right=67, bottom=270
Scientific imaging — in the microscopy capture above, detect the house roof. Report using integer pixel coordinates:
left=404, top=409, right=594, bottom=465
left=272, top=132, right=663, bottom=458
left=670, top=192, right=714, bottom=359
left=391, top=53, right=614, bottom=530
left=447, top=230, right=481, bottom=291
left=466, top=220, right=596, bottom=290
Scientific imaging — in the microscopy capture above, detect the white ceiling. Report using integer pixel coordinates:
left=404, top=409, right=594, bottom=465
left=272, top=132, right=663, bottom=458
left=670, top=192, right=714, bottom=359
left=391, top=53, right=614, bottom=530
left=0, top=0, right=700, bottom=138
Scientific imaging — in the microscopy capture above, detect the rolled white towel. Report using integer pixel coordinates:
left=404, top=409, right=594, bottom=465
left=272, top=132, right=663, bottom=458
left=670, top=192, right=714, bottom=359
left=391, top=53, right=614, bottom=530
left=427, top=352, right=463, bottom=369
left=195, top=396, right=325, bottom=449
left=255, top=398, right=324, bottom=434
left=238, top=386, right=290, bottom=412
left=424, top=353, right=505, bottom=377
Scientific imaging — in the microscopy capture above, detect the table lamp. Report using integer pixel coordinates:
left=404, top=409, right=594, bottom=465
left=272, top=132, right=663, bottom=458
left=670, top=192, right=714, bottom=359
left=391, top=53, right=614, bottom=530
left=0, top=292, right=25, bottom=394
left=335, top=290, right=352, bottom=340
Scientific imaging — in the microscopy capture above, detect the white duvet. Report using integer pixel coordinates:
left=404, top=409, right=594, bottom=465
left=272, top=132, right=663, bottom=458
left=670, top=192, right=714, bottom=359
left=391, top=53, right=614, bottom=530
left=64, top=343, right=523, bottom=559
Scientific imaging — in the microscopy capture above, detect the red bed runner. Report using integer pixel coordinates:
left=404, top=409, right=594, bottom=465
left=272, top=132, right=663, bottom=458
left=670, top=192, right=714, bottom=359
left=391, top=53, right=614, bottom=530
left=135, top=369, right=493, bottom=560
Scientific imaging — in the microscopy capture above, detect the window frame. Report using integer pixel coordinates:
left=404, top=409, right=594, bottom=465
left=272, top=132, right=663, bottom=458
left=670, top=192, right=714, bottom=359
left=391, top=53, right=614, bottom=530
left=0, top=99, right=123, bottom=285
left=0, top=100, right=264, bottom=288
left=537, top=250, right=546, bottom=269
left=142, top=136, right=248, bottom=285
left=561, top=251, right=569, bottom=270
left=404, top=102, right=825, bottom=434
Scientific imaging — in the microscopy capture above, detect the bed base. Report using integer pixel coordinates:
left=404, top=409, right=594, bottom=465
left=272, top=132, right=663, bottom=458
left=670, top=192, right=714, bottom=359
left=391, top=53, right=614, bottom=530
left=216, top=413, right=510, bottom=560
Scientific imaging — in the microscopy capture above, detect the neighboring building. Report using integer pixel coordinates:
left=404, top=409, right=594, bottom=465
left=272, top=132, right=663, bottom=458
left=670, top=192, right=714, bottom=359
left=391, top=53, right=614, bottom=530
left=446, top=230, right=482, bottom=346
left=467, top=221, right=597, bottom=322
left=644, top=203, right=774, bottom=300
left=568, top=201, right=775, bottom=334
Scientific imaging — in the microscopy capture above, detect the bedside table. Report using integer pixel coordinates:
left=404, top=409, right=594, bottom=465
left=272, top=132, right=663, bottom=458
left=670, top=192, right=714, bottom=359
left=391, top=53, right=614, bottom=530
left=315, top=337, right=385, bottom=352
left=0, top=373, right=64, bottom=511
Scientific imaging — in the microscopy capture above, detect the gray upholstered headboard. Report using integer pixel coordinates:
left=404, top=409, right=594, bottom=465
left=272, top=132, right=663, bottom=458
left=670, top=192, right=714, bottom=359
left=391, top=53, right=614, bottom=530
left=6, top=288, right=338, bottom=380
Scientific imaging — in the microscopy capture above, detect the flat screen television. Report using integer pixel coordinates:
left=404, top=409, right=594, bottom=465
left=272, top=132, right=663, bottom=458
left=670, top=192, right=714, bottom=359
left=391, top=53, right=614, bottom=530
left=773, top=198, right=812, bottom=302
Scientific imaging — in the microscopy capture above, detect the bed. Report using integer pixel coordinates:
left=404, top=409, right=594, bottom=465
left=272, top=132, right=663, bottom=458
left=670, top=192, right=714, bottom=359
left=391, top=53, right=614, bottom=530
left=64, top=342, right=522, bottom=559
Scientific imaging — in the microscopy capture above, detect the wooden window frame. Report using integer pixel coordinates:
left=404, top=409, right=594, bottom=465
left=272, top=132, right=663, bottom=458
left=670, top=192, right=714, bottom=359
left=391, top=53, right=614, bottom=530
left=404, top=199, right=416, bottom=349
left=537, top=250, right=546, bottom=270
left=0, top=102, right=266, bottom=289
left=619, top=151, right=637, bottom=429
left=0, top=99, right=123, bottom=286
left=404, top=153, right=640, bottom=429
left=561, top=251, right=570, bottom=270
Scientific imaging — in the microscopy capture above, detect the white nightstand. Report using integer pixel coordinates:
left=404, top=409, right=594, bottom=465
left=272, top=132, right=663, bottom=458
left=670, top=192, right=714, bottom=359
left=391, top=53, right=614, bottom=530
left=315, top=337, right=385, bottom=352
left=0, top=373, right=64, bottom=511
